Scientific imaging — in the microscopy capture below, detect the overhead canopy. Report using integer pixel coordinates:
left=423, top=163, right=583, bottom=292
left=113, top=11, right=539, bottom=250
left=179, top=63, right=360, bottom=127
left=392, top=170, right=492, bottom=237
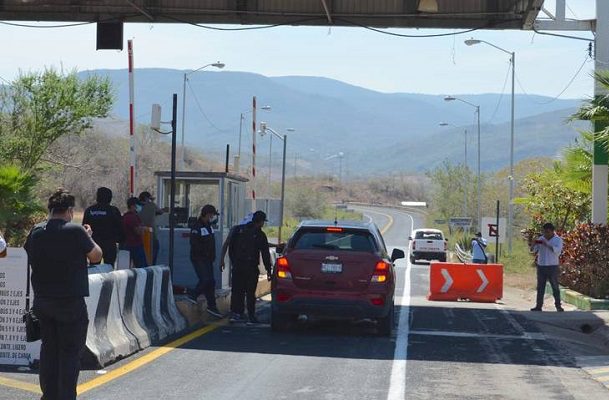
left=0, top=0, right=544, bottom=30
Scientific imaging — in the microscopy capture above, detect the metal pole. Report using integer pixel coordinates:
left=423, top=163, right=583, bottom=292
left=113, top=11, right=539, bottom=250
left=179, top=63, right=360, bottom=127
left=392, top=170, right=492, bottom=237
left=251, top=97, right=257, bottom=212
left=269, top=134, right=273, bottom=197
left=238, top=113, right=244, bottom=158
left=180, top=73, right=187, bottom=170
left=592, top=0, right=609, bottom=224
left=495, top=200, right=500, bottom=263
left=477, top=106, right=481, bottom=229
left=279, top=135, right=287, bottom=243
left=507, top=52, right=515, bottom=255
left=169, top=93, right=178, bottom=275
left=128, top=39, right=136, bottom=198
left=464, top=129, right=468, bottom=217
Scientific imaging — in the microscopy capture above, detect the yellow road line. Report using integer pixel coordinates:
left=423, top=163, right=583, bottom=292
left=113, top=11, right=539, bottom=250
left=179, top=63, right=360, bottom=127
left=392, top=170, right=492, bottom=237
left=588, top=366, right=609, bottom=375
left=595, top=374, right=609, bottom=383
left=381, top=212, right=394, bottom=235
left=77, top=321, right=226, bottom=395
left=0, top=375, right=41, bottom=395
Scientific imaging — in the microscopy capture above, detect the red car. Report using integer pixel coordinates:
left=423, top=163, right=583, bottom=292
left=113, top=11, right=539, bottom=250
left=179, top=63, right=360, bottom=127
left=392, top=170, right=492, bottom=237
left=271, top=220, right=405, bottom=336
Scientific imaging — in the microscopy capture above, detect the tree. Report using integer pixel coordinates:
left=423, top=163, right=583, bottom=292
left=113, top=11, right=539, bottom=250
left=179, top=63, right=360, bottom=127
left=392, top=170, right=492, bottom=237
left=426, top=160, right=478, bottom=222
left=0, top=165, right=44, bottom=245
left=0, top=69, right=113, bottom=171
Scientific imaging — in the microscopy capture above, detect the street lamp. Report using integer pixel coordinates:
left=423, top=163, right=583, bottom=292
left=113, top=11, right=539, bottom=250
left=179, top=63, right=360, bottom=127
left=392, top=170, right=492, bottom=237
left=444, top=96, right=481, bottom=226
left=439, top=122, right=468, bottom=217
left=180, top=61, right=225, bottom=170
left=260, top=125, right=294, bottom=198
left=235, top=106, right=271, bottom=173
left=465, top=38, right=516, bottom=255
left=259, top=123, right=293, bottom=242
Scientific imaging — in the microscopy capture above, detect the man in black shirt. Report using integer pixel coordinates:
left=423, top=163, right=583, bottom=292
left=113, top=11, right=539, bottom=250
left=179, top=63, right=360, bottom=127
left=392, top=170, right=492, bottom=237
left=188, top=204, right=223, bottom=318
left=221, top=210, right=272, bottom=325
left=82, top=187, right=123, bottom=266
left=24, top=189, right=102, bottom=400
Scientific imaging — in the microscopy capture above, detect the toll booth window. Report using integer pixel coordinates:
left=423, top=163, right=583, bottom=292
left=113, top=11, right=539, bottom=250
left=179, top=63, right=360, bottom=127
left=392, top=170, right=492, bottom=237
left=188, top=184, right=219, bottom=220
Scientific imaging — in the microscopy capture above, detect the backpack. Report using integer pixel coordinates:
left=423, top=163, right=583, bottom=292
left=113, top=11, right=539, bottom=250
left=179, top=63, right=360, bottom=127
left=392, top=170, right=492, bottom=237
left=229, top=223, right=258, bottom=266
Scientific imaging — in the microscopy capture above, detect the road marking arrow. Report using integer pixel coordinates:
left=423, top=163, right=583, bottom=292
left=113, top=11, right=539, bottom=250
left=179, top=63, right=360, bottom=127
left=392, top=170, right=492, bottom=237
left=440, top=268, right=453, bottom=293
left=476, top=269, right=489, bottom=293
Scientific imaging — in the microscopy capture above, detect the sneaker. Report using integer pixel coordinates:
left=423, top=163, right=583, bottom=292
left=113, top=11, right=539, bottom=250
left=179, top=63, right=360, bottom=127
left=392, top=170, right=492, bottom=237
left=556, top=306, right=565, bottom=312
left=229, top=313, right=245, bottom=323
left=207, top=307, right=223, bottom=319
left=530, top=307, right=542, bottom=312
left=246, top=316, right=260, bottom=326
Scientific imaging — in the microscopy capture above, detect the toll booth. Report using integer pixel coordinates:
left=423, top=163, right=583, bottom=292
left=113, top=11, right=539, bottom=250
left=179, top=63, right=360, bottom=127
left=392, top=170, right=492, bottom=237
left=154, top=171, right=248, bottom=289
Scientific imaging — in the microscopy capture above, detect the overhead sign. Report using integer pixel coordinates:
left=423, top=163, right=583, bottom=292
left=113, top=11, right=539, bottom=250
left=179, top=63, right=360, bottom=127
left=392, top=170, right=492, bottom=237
left=0, top=248, right=40, bottom=366
left=428, top=262, right=503, bottom=303
left=481, top=217, right=506, bottom=244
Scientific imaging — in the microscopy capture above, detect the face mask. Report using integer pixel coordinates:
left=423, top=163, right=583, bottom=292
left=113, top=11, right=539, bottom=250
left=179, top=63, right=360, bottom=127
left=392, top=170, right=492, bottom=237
left=211, top=217, right=219, bottom=226
left=136, top=204, right=143, bottom=213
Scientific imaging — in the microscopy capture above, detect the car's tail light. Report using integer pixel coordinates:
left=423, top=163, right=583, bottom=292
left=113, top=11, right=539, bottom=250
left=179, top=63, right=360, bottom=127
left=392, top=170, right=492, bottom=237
left=370, top=296, right=385, bottom=306
left=371, top=261, right=390, bottom=283
left=276, top=257, right=292, bottom=279
left=276, top=292, right=291, bottom=302
left=326, top=227, right=343, bottom=232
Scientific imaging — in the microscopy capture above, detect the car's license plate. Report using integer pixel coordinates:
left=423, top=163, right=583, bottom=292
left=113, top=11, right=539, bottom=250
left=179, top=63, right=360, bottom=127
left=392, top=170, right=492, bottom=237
left=321, top=263, right=342, bottom=273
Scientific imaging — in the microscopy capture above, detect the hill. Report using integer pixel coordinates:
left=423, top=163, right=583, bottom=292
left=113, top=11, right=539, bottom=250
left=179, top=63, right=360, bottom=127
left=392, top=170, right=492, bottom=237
left=81, top=69, right=584, bottom=175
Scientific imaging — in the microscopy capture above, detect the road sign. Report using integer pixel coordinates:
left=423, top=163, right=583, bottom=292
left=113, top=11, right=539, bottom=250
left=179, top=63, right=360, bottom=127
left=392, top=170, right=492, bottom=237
left=449, top=217, right=472, bottom=229
left=481, top=217, right=506, bottom=244
left=428, top=262, right=503, bottom=303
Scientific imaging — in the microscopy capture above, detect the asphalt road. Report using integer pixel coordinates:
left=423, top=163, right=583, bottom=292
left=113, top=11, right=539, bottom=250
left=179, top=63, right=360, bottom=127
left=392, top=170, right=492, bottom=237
left=2, top=206, right=608, bottom=399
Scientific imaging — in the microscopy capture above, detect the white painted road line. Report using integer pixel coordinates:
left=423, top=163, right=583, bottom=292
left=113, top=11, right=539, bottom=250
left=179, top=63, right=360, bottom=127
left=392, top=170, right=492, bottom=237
left=409, top=329, right=546, bottom=341
left=387, top=260, right=411, bottom=400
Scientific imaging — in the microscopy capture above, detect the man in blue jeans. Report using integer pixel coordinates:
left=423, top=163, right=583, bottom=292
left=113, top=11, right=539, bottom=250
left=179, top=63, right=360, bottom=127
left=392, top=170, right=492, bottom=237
left=188, top=204, right=223, bottom=318
left=530, top=222, right=564, bottom=312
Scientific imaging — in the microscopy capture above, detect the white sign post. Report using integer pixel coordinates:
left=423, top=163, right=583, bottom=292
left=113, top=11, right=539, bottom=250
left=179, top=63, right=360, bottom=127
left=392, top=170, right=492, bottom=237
left=0, top=248, right=40, bottom=366
left=481, top=217, right=507, bottom=244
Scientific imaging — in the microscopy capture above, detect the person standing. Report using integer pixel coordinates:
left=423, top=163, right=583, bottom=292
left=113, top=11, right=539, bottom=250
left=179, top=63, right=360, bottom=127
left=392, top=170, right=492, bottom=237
left=188, top=205, right=223, bottom=318
left=0, top=230, right=6, bottom=257
left=221, top=211, right=272, bottom=325
left=137, top=191, right=164, bottom=265
left=24, top=189, right=102, bottom=400
left=530, top=222, right=564, bottom=312
left=82, top=187, right=123, bottom=266
left=471, top=232, right=488, bottom=264
left=123, top=197, right=148, bottom=268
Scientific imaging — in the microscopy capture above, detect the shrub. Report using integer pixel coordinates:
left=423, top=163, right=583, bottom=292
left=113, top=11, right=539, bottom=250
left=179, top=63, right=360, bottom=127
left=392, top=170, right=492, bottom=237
left=560, top=223, right=609, bottom=299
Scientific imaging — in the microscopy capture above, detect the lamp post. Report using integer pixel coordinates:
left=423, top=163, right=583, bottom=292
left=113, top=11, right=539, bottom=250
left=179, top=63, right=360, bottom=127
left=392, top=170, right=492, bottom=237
left=236, top=105, right=270, bottom=172
left=444, top=96, right=481, bottom=226
left=439, top=122, right=468, bottom=217
left=180, top=61, right=225, bottom=170
left=260, top=126, right=294, bottom=198
left=259, top=123, right=293, bottom=242
left=465, top=38, right=515, bottom=254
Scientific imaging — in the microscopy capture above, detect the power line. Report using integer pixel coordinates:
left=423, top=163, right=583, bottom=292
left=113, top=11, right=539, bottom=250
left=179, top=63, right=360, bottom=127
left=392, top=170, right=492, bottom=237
left=0, top=21, right=93, bottom=28
left=186, top=79, right=230, bottom=134
left=532, top=27, right=593, bottom=42
left=486, top=61, right=512, bottom=124
left=515, top=54, right=591, bottom=105
left=162, top=15, right=322, bottom=31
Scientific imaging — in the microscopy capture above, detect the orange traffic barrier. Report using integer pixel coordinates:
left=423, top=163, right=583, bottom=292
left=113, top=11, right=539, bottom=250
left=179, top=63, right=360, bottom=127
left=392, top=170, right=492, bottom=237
left=142, top=227, right=153, bottom=266
left=428, top=262, right=503, bottom=303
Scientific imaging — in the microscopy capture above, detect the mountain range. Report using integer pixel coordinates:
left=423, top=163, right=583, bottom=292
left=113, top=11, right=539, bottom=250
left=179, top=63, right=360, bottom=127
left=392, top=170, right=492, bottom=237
left=82, top=68, right=587, bottom=176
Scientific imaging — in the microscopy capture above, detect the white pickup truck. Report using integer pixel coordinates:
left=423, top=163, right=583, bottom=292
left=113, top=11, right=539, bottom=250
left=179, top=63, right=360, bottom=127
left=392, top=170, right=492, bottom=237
left=408, top=229, right=448, bottom=264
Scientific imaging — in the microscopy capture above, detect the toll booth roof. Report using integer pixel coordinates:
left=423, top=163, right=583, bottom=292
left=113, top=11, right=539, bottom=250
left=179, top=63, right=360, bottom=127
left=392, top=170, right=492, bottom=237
left=154, top=171, right=248, bottom=183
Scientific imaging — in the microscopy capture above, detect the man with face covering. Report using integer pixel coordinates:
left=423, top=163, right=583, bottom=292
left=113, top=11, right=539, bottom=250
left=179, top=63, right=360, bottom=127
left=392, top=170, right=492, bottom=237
left=188, top=204, right=223, bottom=318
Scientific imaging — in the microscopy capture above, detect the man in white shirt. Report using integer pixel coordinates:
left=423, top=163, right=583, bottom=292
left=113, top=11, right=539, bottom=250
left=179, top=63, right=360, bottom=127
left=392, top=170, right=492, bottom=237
left=471, top=232, right=488, bottom=264
left=530, top=222, right=564, bottom=312
left=0, top=231, right=6, bottom=255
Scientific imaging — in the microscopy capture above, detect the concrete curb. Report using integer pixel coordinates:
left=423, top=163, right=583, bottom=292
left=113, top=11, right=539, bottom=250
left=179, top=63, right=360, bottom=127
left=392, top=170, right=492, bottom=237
left=545, top=283, right=609, bottom=311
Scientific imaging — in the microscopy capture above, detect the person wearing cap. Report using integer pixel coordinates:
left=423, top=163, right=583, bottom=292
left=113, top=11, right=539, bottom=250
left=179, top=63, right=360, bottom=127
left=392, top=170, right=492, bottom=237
left=188, top=204, right=223, bottom=318
left=471, top=232, right=488, bottom=264
left=82, top=187, right=124, bottom=266
left=137, top=191, right=164, bottom=265
left=123, top=197, right=148, bottom=268
left=222, top=210, right=272, bottom=324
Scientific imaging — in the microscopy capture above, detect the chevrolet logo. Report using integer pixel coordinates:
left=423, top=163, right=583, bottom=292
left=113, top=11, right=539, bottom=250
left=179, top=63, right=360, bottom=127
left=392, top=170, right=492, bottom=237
left=325, top=255, right=339, bottom=261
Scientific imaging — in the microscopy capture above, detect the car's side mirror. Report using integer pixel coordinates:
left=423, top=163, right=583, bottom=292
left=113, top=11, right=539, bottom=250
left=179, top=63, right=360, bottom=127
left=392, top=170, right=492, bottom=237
left=408, top=236, right=413, bottom=241
left=391, top=248, right=405, bottom=262
left=445, top=238, right=449, bottom=242
left=276, top=243, right=286, bottom=254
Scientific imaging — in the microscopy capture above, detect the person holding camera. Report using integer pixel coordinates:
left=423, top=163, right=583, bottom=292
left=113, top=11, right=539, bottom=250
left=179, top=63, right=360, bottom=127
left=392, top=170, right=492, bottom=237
left=471, top=232, right=488, bottom=264
left=529, top=222, right=564, bottom=312
left=24, top=189, right=102, bottom=400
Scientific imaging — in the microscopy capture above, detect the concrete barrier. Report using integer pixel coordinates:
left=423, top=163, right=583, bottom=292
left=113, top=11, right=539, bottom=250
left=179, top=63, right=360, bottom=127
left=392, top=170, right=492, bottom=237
left=87, top=263, right=113, bottom=274
left=82, top=266, right=187, bottom=368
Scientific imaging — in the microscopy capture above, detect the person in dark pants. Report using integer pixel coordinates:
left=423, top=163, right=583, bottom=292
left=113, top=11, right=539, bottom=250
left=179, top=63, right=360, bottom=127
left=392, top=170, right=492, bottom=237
left=24, top=189, right=102, bottom=400
left=123, top=197, right=148, bottom=268
left=529, top=222, right=564, bottom=312
left=82, top=187, right=123, bottom=266
left=221, top=211, right=272, bottom=325
left=188, top=204, right=223, bottom=318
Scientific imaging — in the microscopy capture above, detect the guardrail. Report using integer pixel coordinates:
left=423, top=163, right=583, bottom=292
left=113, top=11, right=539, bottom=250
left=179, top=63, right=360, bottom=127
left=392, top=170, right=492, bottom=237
left=454, top=243, right=473, bottom=263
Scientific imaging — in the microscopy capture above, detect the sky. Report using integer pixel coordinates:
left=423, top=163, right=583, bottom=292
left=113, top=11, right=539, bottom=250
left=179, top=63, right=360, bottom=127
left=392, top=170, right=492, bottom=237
left=0, top=0, right=597, bottom=99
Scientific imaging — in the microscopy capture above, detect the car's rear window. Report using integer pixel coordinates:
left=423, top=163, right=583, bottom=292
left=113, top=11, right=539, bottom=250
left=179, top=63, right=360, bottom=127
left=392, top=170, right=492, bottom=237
left=292, top=230, right=377, bottom=253
left=415, top=231, right=443, bottom=240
